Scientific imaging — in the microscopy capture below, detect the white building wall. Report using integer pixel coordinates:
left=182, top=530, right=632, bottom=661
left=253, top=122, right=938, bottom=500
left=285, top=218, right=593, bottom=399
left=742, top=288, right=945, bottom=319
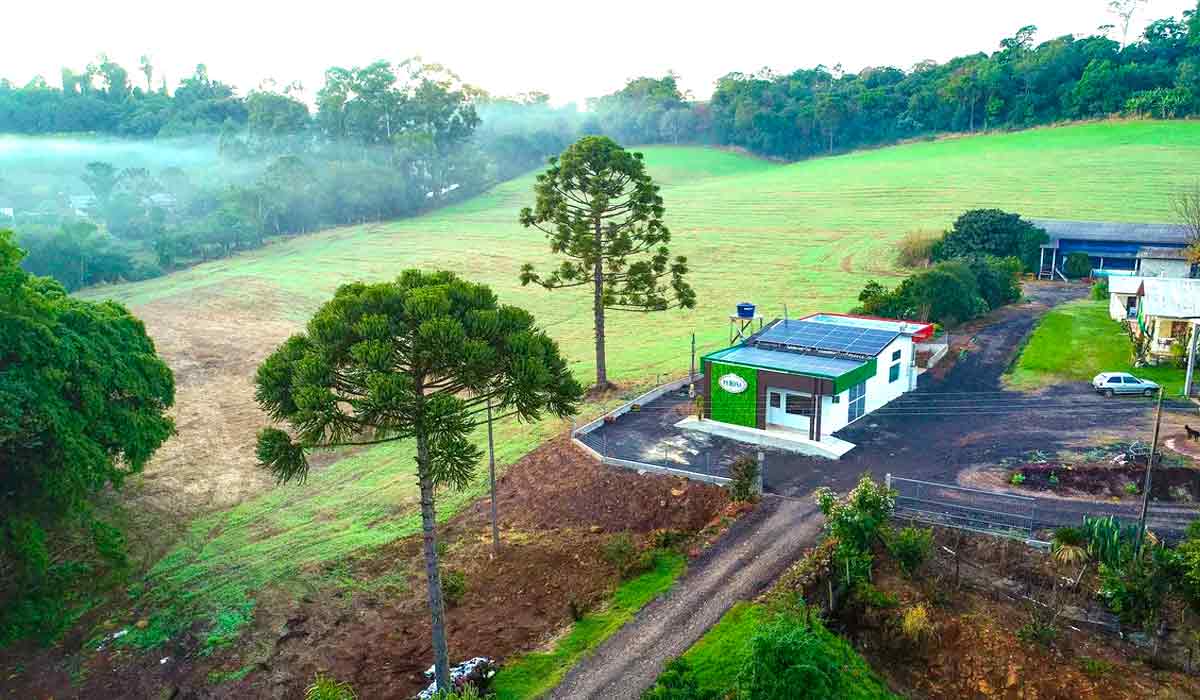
left=1139, top=258, right=1192, bottom=278
left=820, top=335, right=914, bottom=436
left=1109, top=293, right=1135, bottom=321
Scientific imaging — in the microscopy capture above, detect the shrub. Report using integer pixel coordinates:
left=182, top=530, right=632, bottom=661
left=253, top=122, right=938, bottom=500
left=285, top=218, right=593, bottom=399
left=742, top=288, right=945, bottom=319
left=642, top=657, right=716, bottom=700
left=737, top=614, right=842, bottom=699
left=652, top=529, right=690, bottom=551
left=932, top=209, right=1049, bottom=272
left=728, top=455, right=759, bottom=502
left=1010, top=472, right=1025, bottom=486
left=1090, top=277, right=1109, bottom=301
left=1064, top=252, right=1092, bottom=279
left=1051, top=527, right=1089, bottom=566
left=305, top=674, right=357, bottom=700
left=1082, top=515, right=1138, bottom=569
left=815, top=475, right=896, bottom=552
left=965, top=255, right=1022, bottom=310
left=887, top=526, right=933, bottom=577
left=432, top=686, right=485, bottom=700
left=1078, top=657, right=1114, bottom=677
left=1124, top=481, right=1140, bottom=496
left=602, top=533, right=643, bottom=578
left=853, top=582, right=899, bottom=609
left=1017, top=619, right=1059, bottom=645
left=896, top=230, right=942, bottom=268
left=441, top=569, right=467, bottom=606
left=1097, top=546, right=1181, bottom=630
left=900, top=604, right=935, bottom=644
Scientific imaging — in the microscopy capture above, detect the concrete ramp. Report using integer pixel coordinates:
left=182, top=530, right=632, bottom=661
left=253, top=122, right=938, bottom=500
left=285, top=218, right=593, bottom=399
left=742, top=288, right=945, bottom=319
left=674, top=417, right=855, bottom=459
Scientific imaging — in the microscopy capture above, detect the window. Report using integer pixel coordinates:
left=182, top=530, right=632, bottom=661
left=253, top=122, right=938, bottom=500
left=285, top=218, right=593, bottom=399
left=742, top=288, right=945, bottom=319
left=769, top=392, right=781, bottom=408
left=1171, top=321, right=1190, bottom=339
left=848, top=382, right=866, bottom=422
left=891, top=349, right=901, bottom=361
left=785, top=393, right=812, bottom=416
left=888, top=363, right=900, bottom=383
left=1108, top=376, right=1122, bottom=385
left=831, top=394, right=841, bottom=404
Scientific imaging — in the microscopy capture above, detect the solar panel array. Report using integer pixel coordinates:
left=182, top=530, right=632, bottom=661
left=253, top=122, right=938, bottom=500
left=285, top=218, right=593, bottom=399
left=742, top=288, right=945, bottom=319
left=720, top=346, right=865, bottom=378
left=755, top=320, right=898, bottom=357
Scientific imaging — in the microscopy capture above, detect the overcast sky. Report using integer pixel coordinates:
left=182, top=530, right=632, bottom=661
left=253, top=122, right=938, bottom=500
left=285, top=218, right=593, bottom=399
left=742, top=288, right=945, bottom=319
left=4, top=0, right=1195, bottom=105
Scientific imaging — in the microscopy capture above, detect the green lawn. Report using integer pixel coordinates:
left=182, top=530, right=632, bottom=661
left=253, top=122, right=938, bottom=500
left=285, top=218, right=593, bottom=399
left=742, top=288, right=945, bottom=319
left=490, top=550, right=686, bottom=700
left=646, top=602, right=898, bottom=699
left=79, top=119, right=1200, bottom=654
left=1007, top=298, right=1186, bottom=394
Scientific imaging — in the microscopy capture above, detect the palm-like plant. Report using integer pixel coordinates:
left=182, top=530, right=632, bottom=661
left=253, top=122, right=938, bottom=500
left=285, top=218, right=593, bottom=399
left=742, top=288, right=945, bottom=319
left=1052, top=526, right=1089, bottom=566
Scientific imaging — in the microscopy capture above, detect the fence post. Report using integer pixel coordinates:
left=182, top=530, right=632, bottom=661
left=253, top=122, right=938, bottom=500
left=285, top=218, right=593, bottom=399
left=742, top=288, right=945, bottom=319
left=885, top=473, right=892, bottom=491
left=755, top=449, right=765, bottom=495
left=603, top=431, right=608, bottom=459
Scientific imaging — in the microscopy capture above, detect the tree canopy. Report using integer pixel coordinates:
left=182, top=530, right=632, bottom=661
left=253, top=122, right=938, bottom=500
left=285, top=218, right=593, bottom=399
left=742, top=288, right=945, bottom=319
left=520, top=136, right=695, bottom=387
left=933, top=209, right=1049, bottom=272
left=253, top=269, right=581, bottom=688
left=0, top=229, right=175, bottom=579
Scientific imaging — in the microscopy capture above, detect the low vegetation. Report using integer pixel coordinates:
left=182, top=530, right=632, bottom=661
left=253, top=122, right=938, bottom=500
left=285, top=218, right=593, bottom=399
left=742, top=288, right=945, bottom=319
left=856, top=209, right=1033, bottom=326
left=1007, top=298, right=1186, bottom=393
left=894, top=230, right=942, bottom=268
left=490, top=550, right=685, bottom=700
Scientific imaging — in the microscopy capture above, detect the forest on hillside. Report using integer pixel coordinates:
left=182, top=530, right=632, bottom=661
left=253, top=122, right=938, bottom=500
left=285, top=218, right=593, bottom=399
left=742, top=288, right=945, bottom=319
left=0, top=2, right=1197, bottom=290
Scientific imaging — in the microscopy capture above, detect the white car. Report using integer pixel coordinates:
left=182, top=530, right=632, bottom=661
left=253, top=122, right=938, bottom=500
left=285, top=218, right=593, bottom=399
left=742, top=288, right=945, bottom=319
left=1092, top=372, right=1160, bottom=398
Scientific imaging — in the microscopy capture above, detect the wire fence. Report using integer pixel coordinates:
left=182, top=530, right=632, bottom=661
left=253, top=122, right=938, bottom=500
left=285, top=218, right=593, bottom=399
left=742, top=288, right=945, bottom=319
left=889, top=474, right=1039, bottom=541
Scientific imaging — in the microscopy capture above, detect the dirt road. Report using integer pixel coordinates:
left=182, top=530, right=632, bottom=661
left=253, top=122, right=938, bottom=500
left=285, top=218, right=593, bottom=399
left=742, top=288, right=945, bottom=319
left=548, top=496, right=822, bottom=699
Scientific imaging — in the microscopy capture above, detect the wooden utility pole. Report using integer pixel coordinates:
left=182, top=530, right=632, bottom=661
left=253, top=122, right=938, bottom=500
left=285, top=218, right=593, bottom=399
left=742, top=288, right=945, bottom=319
left=487, top=400, right=500, bottom=555
left=1136, top=386, right=1165, bottom=554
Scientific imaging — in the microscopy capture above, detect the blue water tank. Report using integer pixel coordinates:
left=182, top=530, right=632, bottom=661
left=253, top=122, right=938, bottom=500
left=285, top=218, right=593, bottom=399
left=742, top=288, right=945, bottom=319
left=736, top=302, right=756, bottom=319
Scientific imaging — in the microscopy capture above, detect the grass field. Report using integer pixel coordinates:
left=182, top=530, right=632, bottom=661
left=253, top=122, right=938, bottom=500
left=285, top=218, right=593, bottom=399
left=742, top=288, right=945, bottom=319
left=78, top=119, right=1200, bottom=655
left=1007, top=298, right=1187, bottom=394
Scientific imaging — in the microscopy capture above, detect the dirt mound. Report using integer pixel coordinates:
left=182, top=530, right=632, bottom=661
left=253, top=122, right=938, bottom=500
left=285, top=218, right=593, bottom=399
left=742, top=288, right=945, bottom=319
left=469, top=436, right=730, bottom=534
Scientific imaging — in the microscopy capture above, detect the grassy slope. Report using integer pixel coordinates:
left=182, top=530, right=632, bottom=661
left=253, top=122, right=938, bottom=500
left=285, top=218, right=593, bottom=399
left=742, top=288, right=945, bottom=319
left=654, top=602, right=897, bottom=699
left=1007, top=298, right=1186, bottom=394
left=489, top=550, right=686, bottom=700
left=87, top=120, right=1200, bottom=649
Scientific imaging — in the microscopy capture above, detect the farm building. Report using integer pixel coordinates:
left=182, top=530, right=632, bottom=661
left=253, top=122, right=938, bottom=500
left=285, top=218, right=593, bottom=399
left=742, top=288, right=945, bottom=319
left=1032, top=219, right=1195, bottom=280
left=697, top=314, right=933, bottom=449
left=1108, top=276, right=1200, bottom=361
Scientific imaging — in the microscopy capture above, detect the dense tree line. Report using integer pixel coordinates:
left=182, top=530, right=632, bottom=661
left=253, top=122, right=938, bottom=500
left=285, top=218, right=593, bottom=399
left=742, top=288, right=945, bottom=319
left=2, top=60, right=578, bottom=289
left=708, top=5, right=1200, bottom=158
left=1, top=3, right=1198, bottom=290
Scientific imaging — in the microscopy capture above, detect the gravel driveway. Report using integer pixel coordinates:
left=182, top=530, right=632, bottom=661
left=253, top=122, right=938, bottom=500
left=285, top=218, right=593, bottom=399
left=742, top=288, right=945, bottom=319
left=548, top=496, right=822, bottom=699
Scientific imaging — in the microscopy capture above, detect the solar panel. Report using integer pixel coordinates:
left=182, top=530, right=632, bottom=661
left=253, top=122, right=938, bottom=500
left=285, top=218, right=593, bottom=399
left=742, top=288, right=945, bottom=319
left=755, top=320, right=898, bottom=357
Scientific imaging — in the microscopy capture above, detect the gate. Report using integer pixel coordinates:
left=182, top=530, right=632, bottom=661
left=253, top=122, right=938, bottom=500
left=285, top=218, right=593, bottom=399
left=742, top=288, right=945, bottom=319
left=888, top=474, right=1038, bottom=541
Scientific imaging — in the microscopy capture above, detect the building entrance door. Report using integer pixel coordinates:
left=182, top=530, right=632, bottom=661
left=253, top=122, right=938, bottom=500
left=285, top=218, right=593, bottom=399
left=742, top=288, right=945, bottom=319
left=766, top=389, right=812, bottom=435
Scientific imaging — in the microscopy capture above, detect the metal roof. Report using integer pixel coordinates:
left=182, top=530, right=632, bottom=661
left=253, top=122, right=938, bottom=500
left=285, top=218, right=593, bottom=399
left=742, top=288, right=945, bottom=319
left=705, top=345, right=867, bottom=379
left=1109, top=276, right=1144, bottom=295
left=1141, top=278, right=1200, bottom=319
left=1032, top=219, right=1192, bottom=246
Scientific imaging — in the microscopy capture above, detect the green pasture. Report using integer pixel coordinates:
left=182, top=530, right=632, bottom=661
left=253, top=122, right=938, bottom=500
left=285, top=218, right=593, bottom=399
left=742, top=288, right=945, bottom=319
left=83, top=119, right=1200, bottom=656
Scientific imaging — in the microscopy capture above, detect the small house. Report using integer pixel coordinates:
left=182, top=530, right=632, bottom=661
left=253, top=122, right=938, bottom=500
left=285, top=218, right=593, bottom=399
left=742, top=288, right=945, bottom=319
left=698, top=314, right=933, bottom=447
left=1110, top=276, right=1200, bottom=361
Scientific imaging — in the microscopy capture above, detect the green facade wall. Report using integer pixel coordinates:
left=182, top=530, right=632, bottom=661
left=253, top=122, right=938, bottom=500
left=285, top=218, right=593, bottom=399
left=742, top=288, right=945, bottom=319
left=709, top=362, right=758, bottom=428
left=833, top=357, right=877, bottom=394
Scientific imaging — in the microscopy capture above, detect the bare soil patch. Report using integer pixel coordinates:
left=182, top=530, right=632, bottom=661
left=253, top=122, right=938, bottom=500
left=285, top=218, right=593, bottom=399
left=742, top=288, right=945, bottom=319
left=15, top=437, right=735, bottom=699
left=839, top=528, right=1200, bottom=699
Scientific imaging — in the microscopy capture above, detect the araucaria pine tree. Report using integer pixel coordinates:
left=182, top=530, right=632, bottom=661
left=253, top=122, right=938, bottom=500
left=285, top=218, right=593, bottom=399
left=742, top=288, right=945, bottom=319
left=253, top=270, right=581, bottom=691
left=520, top=136, right=696, bottom=389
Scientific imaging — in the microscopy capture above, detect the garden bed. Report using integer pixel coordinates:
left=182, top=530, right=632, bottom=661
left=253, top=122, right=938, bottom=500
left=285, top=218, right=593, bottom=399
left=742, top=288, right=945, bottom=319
left=1013, top=462, right=1200, bottom=502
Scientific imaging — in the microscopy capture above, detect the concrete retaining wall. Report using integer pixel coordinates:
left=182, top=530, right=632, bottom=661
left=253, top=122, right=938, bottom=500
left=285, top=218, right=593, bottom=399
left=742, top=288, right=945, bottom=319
left=572, top=374, right=732, bottom=486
